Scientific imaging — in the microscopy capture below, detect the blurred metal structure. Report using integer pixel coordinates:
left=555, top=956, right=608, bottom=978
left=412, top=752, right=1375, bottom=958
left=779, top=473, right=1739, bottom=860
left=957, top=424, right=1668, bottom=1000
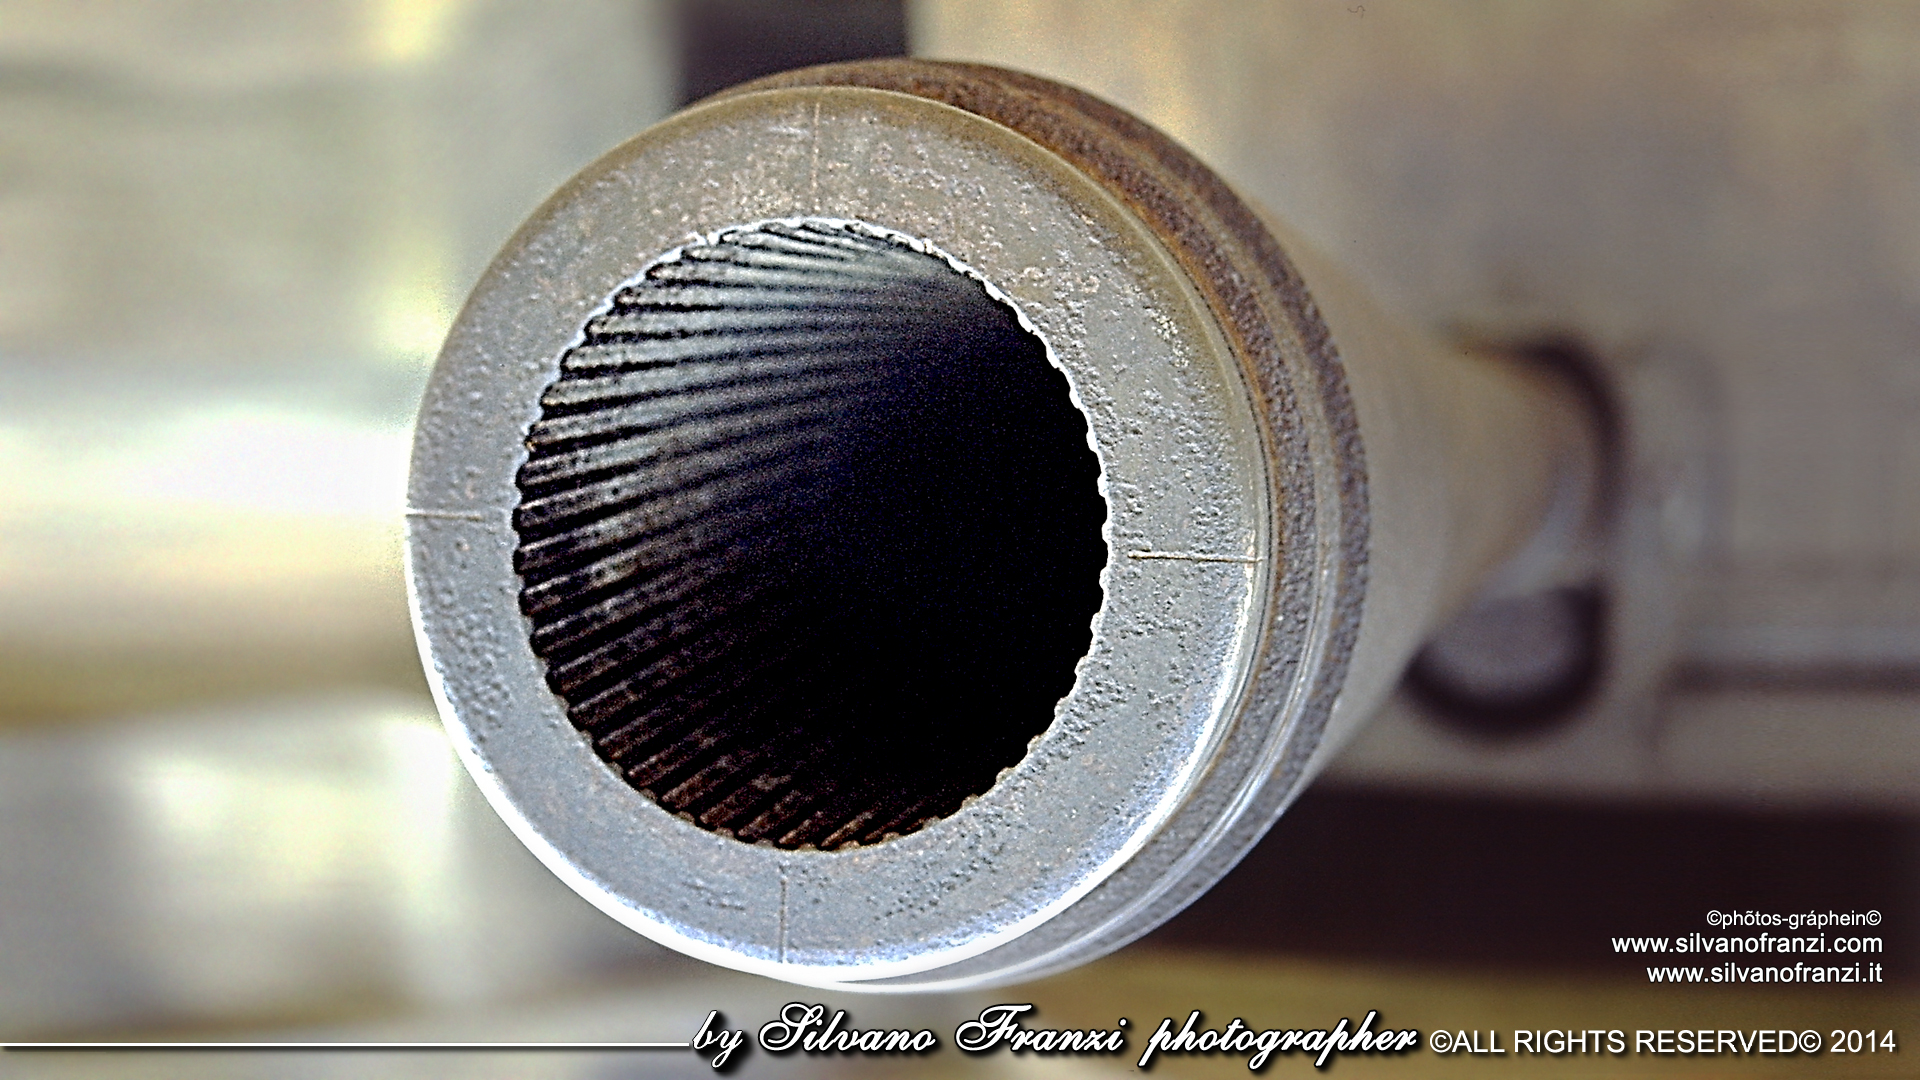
left=915, top=0, right=1920, bottom=809
left=0, top=0, right=693, bottom=1049
left=0, top=0, right=673, bottom=721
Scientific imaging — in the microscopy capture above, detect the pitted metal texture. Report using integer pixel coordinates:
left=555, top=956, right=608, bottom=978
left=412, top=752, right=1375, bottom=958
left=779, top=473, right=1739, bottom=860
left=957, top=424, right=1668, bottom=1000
left=409, top=60, right=1588, bottom=991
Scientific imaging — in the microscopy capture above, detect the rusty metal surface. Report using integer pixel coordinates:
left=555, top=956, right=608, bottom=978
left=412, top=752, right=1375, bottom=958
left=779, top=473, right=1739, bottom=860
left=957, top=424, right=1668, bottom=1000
left=510, top=219, right=1106, bottom=850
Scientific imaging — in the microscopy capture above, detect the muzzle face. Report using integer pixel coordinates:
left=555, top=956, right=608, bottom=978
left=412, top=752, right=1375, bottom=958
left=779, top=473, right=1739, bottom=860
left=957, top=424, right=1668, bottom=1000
left=409, top=63, right=1370, bottom=990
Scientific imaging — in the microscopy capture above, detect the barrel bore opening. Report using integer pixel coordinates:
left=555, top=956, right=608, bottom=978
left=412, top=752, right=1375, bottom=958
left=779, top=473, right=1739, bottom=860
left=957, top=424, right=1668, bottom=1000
left=511, top=220, right=1107, bottom=850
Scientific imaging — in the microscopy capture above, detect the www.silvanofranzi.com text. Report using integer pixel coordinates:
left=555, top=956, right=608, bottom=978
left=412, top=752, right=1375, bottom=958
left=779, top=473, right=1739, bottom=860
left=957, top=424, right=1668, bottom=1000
left=1613, top=927, right=1886, bottom=984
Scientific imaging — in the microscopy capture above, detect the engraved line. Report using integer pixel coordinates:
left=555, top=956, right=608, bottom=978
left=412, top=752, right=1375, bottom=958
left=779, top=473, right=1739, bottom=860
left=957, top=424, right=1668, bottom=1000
left=809, top=101, right=821, bottom=200
left=1127, top=550, right=1260, bottom=564
left=778, top=866, right=790, bottom=964
left=405, top=508, right=502, bottom=522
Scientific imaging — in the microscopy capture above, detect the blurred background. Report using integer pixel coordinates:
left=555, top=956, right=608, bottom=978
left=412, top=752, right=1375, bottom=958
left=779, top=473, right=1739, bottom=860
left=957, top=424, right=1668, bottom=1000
left=0, top=2, right=1915, bottom=1076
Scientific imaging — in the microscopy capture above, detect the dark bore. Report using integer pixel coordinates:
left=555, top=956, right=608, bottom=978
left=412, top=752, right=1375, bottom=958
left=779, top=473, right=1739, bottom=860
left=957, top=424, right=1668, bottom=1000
left=512, top=220, right=1106, bottom=850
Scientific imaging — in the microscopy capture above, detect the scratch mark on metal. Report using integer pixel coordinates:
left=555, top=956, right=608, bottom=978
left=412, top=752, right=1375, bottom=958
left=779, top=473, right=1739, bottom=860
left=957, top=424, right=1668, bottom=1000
left=778, top=865, right=790, bottom=964
left=809, top=102, right=821, bottom=200
left=406, top=507, right=498, bottom=522
left=1127, top=550, right=1259, bottom=564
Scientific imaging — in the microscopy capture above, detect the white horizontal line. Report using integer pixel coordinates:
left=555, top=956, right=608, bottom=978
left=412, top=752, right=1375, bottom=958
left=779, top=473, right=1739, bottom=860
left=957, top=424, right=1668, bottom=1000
left=1127, top=550, right=1259, bottom=564
left=4, top=1042, right=689, bottom=1052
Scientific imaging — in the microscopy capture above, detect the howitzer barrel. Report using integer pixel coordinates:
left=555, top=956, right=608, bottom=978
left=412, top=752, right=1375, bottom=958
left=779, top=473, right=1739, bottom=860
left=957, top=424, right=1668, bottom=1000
left=407, top=60, right=1597, bottom=990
